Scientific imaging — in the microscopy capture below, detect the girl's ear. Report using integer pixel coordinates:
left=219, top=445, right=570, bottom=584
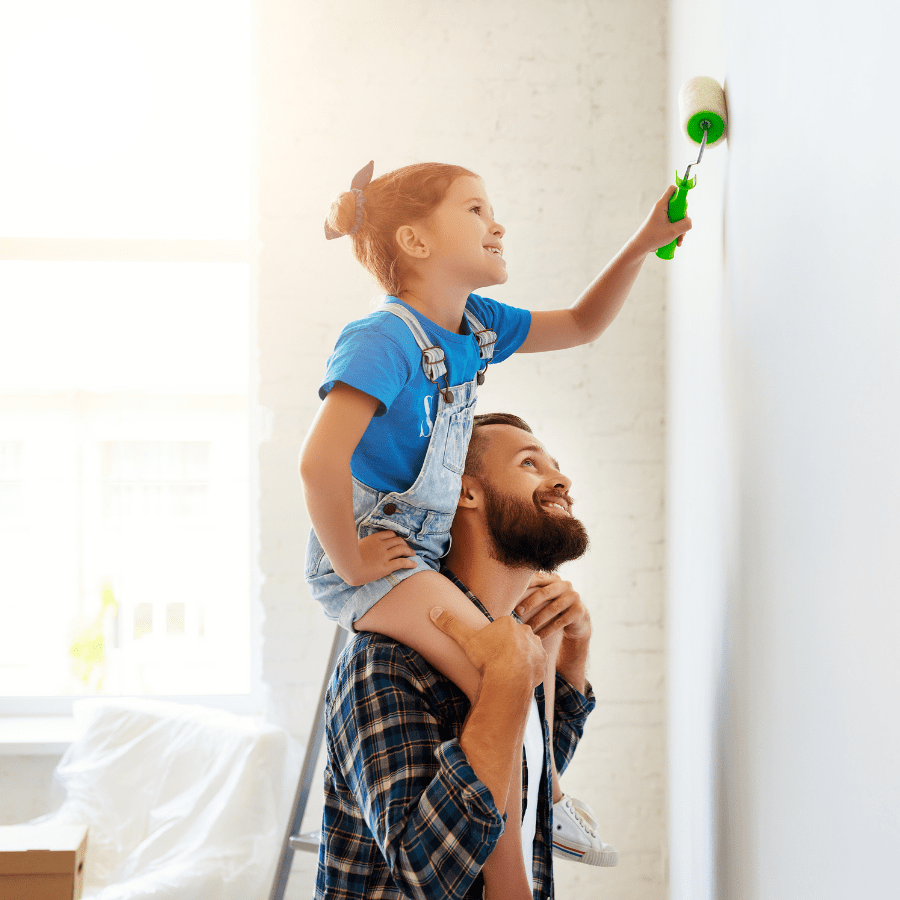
left=457, top=474, right=481, bottom=509
left=395, top=224, right=430, bottom=260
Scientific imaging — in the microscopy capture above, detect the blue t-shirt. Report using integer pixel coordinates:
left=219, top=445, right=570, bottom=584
left=319, top=294, right=532, bottom=493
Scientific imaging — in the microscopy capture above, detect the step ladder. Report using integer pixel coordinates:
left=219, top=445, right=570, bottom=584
left=268, top=624, right=349, bottom=900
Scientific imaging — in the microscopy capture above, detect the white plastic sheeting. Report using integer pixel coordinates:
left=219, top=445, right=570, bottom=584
left=32, top=698, right=296, bottom=900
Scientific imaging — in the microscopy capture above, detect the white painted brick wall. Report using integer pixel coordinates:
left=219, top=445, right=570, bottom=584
left=259, top=2, right=669, bottom=897
left=0, top=4, right=669, bottom=898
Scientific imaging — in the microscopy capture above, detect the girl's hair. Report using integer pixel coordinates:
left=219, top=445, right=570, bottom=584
left=325, top=162, right=478, bottom=296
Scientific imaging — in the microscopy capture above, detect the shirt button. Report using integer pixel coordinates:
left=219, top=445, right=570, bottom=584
left=383, top=503, right=397, bottom=515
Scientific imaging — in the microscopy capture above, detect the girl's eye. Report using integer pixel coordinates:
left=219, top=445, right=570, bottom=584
left=470, top=206, right=482, bottom=215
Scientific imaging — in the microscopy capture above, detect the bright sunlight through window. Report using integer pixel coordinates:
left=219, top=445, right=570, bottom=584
left=0, top=1, right=254, bottom=703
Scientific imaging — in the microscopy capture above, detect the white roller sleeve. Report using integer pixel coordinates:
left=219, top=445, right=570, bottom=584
left=678, top=76, right=728, bottom=146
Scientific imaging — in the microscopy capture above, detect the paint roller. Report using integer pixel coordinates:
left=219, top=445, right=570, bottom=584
left=656, top=76, right=728, bottom=260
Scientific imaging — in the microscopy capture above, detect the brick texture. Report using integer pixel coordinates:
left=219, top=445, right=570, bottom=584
left=258, top=2, right=669, bottom=897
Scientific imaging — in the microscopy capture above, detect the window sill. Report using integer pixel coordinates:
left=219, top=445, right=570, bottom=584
left=0, top=717, right=78, bottom=756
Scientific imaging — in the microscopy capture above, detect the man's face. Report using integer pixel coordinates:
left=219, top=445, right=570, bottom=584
left=474, top=425, right=589, bottom=571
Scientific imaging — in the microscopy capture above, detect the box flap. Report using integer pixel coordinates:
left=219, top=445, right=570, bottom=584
left=0, top=825, right=88, bottom=875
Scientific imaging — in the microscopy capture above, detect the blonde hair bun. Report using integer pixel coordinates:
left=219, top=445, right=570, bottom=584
left=325, top=190, right=362, bottom=238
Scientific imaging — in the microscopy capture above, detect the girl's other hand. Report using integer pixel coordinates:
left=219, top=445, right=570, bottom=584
left=631, top=185, right=693, bottom=257
left=341, top=530, right=417, bottom=586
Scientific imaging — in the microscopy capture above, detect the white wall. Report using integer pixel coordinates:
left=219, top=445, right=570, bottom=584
left=258, top=2, right=671, bottom=897
left=668, top=2, right=900, bottom=899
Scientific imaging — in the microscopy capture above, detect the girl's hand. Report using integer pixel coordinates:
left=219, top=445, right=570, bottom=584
left=514, top=572, right=591, bottom=646
left=341, top=530, right=417, bottom=586
left=631, top=185, right=693, bottom=257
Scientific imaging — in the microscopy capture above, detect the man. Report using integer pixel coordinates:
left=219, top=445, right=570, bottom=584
left=315, top=413, right=601, bottom=900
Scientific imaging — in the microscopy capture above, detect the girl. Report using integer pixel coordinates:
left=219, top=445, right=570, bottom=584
left=300, top=160, right=690, bottom=899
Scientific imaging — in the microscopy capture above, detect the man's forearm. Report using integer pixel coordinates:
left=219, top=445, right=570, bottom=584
left=458, top=673, right=533, bottom=814
left=555, top=636, right=589, bottom=695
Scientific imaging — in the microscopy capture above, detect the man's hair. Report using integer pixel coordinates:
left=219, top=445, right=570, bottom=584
left=464, top=413, right=533, bottom=477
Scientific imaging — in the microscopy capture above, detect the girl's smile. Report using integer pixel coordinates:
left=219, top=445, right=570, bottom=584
left=418, top=175, right=508, bottom=290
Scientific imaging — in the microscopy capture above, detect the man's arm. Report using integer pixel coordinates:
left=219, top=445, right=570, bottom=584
left=327, top=615, right=546, bottom=900
left=555, top=625, right=590, bottom=696
left=514, top=573, right=596, bottom=775
left=515, top=572, right=591, bottom=693
left=429, top=608, right=547, bottom=811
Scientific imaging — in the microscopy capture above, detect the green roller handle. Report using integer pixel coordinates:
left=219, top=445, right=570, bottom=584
left=656, top=171, right=696, bottom=260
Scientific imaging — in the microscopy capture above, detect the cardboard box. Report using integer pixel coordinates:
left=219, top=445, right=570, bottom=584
left=0, top=825, right=88, bottom=900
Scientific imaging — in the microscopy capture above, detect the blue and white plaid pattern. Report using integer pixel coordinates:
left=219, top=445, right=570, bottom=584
left=314, top=570, right=596, bottom=900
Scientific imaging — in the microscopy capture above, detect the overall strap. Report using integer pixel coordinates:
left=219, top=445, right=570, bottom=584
left=380, top=302, right=452, bottom=401
left=462, top=306, right=498, bottom=385
left=462, top=309, right=497, bottom=363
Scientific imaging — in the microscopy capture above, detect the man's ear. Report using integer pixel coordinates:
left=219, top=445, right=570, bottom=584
left=457, top=474, right=482, bottom=509
left=395, top=224, right=430, bottom=260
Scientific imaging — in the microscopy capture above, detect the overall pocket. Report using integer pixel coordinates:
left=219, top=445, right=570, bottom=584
left=442, top=408, right=474, bottom=475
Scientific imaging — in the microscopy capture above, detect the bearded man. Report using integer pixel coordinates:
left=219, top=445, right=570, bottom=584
left=315, top=413, right=611, bottom=900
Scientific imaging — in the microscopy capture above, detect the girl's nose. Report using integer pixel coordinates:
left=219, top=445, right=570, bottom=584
left=492, top=219, right=505, bottom=238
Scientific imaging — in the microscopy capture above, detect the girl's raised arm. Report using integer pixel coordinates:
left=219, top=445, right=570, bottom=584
left=517, top=186, right=691, bottom=354
left=299, top=382, right=415, bottom=586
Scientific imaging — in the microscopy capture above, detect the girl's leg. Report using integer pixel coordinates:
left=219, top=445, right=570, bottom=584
left=354, top=569, right=485, bottom=696
left=355, top=569, right=532, bottom=900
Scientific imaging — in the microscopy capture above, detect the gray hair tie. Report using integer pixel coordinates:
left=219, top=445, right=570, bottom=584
left=324, top=160, right=374, bottom=240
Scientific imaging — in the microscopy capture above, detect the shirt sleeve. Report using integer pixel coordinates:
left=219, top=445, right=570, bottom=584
left=329, top=642, right=505, bottom=900
left=465, top=293, right=532, bottom=364
left=318, top=315, right=415, bottom=417
left=551, top=674, right=596, bottom=777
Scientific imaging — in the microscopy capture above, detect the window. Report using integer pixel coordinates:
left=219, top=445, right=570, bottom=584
left=0, top=1, right=256, bottom=711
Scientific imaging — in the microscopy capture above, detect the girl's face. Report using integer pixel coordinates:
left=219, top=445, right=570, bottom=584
left=419, top=175, right=508, bottom=290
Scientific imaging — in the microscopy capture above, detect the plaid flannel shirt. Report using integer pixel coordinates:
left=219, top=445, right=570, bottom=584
left=314, top=569, right=596, bottom=900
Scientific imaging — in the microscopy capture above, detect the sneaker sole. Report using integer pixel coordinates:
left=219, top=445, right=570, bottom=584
left=552, top=840, right=619, bottom=867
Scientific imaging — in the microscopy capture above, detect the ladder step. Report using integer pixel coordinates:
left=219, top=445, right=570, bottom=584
left=289, top=830, right=322, bottom=853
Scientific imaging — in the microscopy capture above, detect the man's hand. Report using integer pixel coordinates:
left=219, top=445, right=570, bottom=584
left=515, top=573, right=591, bottom=694
left=430, top=607, right=547, bottom=691
left=514, top=572, right=592, bottom=645
left=430, top=607, right=546, bottom=815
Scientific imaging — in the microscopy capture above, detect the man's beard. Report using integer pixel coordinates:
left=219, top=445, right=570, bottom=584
left=481, top=483, right=589, bottom=571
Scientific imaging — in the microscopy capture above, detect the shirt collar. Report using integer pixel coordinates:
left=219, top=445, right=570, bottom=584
left=441, top=566, right=525, bottom=624
left=440, top=567, right=493, bottom=620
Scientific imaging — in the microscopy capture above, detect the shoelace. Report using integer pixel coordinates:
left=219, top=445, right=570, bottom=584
left=565, top=798, right=598, bottom=838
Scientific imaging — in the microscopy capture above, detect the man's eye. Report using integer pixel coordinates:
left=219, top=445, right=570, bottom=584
left=522, top=458, right=535, bottom=467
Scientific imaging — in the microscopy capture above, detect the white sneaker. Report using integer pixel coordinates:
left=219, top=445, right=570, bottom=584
left=551, top=794, right=619, bottom=866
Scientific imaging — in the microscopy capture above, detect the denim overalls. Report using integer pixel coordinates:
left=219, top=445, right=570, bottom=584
left=305, top=300, right=497, bottom=630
